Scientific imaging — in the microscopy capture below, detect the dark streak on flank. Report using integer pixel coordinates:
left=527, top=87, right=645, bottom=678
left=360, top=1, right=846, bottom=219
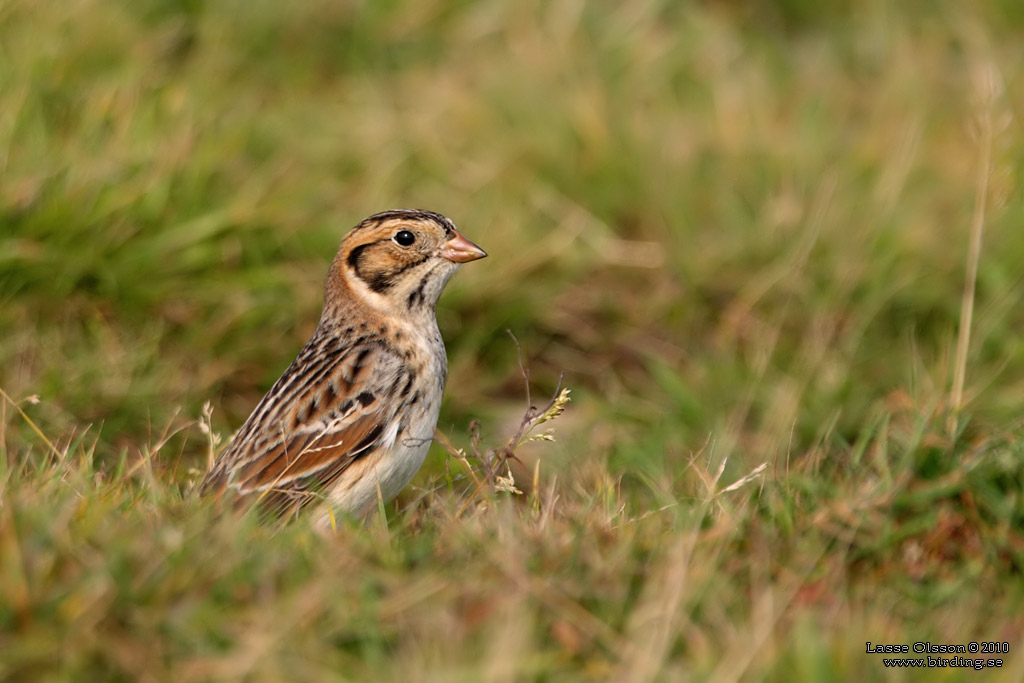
left=350, top=423, right=384, bottom=461
left=352, top=347, right=373, bottom=374
left=399, top=374, right=415, bottom=398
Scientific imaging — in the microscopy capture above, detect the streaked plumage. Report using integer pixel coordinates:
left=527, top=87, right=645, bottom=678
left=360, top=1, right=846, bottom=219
left=201, top=209, right=486, bottom=527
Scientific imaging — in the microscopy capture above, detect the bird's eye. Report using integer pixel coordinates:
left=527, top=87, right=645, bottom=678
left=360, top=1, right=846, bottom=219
left=393, top=230, right=416, bottom=247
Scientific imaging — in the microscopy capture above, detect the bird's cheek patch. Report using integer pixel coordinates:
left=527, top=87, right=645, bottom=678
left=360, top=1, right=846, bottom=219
left=346, top=243, right=395, bottom=293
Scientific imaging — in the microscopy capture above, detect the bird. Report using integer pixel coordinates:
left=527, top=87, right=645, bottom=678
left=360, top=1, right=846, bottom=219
left=200, top=209, right=486, bottom=528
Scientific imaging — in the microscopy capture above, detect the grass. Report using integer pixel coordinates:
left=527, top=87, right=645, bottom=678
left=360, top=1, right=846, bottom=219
left=2, top=0, right=1024, bottom=680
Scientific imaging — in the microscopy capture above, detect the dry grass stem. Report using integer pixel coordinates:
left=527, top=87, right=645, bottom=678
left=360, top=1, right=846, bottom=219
left=948, top=61, right=1001, bottom=436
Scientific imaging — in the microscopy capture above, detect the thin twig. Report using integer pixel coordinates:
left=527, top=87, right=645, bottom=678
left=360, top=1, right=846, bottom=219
left=508, top=329, right=531, bottom=410
left=434, top=334, right=569, bottom=512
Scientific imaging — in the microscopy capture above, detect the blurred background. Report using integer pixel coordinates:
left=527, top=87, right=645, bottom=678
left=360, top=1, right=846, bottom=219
left=1, top=0, right=1023, bottom=492
left=4, top=2, right=1024, bottom=679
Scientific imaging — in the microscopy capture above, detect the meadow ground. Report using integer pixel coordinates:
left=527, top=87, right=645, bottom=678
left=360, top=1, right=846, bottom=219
left=2, top=1, right=1024, bottom=680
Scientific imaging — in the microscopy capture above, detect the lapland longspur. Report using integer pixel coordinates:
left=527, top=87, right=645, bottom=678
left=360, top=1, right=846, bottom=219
left=201, top=209, right=486, bottom=526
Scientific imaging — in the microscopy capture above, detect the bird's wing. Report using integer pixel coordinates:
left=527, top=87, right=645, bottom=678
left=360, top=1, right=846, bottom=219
left=202, top=337, right=413, bottom=517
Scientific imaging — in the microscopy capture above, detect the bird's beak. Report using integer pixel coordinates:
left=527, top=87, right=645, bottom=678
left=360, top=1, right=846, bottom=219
left=440, top=230, right=487, bottom=263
